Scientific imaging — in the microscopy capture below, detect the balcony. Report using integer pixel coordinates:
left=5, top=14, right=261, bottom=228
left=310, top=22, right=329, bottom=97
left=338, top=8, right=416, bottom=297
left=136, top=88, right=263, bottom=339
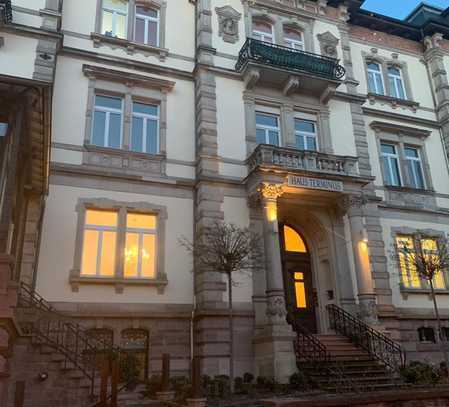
left=247, top=144, right=358, bottom=178
left=0, top=0, right=12, bottom=24
left=236, top=38, right=346, bottom=102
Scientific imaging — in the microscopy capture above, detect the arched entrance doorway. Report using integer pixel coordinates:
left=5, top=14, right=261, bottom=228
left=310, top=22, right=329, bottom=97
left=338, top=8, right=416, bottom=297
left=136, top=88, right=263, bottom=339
left=280, top=224, right=317, bottom=333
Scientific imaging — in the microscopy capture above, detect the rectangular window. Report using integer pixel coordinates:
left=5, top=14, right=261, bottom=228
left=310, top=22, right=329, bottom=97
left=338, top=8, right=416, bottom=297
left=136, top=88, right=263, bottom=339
left=405, top=147, right=425, bottom=189
left=256, top=112, right=280, bottom=146
left=81, top=210, right=118, bottom=277
left=367, top=62, right=385, bottom=95
left=252, top=19, right=274, bottom=43
left=101, top=0, right=128, bottom=39
left=294, top=272, right=307, bottom=309
left=134, top=6, right=159, bottom=46
left=124, top=213, right=157, bottom=279
left=294, top=119, right=317, bottom=151
left=92, top=95, right=123, bottom=149
left=388, top=66, right=406, bottom=100
left=131, top=102, right=159, bottom=154
left=381, top=143, right=401, bottom=187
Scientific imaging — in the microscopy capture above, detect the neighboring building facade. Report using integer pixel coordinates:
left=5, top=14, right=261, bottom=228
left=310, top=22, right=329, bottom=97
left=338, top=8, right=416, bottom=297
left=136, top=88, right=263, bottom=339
left=3, top=0, right=449, bottom=392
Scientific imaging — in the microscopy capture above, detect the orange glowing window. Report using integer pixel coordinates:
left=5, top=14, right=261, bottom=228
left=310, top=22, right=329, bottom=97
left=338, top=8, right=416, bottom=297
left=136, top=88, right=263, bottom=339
left=294, top=272, right=307, bottom=309
left=284, top=226, right=307, bottom=253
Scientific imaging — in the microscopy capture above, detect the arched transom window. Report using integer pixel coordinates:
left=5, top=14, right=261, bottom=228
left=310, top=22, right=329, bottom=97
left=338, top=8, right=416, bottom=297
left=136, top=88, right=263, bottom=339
left=283, top=225, right=307, bottom=253
left=252, top=18, right=274, bottom=43
left=283, top=27, right=304, bottom=50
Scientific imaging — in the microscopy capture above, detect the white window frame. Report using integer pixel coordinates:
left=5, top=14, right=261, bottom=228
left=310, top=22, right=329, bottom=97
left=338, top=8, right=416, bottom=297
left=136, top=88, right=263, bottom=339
left=125, top=216, right=157, bottom=279
left=102, top=0, right=128, bottom=38
left=92, top=95, right=124, bottom=149
left=367, top=62, right=385, bottom=95
left=381, top=143, right=402, bottom=187
left=81, top=211, right=118, bottom=277
left=252, top=20, right=274, bottom=43
left=131, top=103, right=160, bottom=154
left=388, top=66, right=407, bottom=100
left=134, top=6, right=160, bottom=46
left=405, top=146, right=426, bottom=189
left=294, top=118, right=318, bottom=151
left=256, top=112, right=281, bottom=146
left=284, top=29, right=304, bottom=50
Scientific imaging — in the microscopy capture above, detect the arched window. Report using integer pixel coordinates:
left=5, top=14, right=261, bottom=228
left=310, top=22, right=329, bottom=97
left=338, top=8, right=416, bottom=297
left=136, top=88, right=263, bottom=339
left=121, top=329, right=149, bottom=380
left=134, top=4, right=159, bottom=46
left=418, top=327, right=436, bottom=343
left=283, top=27, right=304, bottom=50
left=86, top=328, right=114, bottom=368
left=387, top=66, right=406, bottom=100
left=367, top=62, right=385, bottom=95
left=252, top=18, right=274, bottom=43
left=283, top=225, right=307, bottom=253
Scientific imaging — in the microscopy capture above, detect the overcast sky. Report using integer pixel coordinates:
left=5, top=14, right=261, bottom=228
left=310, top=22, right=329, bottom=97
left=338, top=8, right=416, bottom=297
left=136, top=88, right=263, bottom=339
left=362, top=0, right=449, bottom=19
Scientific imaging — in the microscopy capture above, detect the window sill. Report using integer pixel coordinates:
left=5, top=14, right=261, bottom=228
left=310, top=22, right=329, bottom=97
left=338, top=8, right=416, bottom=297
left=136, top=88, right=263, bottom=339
left=91, top=33, right=169, bottom=61
left=69, top=275, right=168, bottom=294
left=367, top=93, right=419, bottom=112
left=385, top=186, right=434, bottom=196
left=400, top=288, right=449, bottom=300
left=85, top=143, right=166, bottom=160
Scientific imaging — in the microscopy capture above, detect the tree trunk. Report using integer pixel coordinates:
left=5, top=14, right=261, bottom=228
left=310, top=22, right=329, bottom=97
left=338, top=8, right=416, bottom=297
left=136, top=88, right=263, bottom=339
left=430, top=279, right=449, bottom=373
left=228, top=273, right=234, bottom=393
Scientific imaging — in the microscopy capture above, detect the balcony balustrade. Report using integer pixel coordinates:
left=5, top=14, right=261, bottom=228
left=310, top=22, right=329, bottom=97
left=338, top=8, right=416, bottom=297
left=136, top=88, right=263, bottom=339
left=247, top=144, right=358, bottom=177
left=0, top=0, right=12, bottom=24
left=236, top=38, right=346, bottom=82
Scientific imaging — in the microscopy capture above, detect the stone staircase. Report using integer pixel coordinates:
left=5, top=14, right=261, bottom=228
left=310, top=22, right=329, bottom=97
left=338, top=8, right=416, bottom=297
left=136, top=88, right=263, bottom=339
left=302, top=334, right=403, bottom=392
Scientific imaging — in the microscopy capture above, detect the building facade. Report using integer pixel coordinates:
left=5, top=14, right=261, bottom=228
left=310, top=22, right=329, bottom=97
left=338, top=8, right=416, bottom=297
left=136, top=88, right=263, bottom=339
left=3, top=0, right=449, bottom=397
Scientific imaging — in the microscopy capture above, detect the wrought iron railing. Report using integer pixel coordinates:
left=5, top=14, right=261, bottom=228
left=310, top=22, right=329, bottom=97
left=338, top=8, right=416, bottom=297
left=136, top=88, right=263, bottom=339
left=236, top=38, right=346, bottom=81
left=247, top=144, right=358, bottom=176
left=327, top=304, right=406, bottom=370
left=16, top=282, right=122, bottom=399
left=0, top=0, right=12, bottom=24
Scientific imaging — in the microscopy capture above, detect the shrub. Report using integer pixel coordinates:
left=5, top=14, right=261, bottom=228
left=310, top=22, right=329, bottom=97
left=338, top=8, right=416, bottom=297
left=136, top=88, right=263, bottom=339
left=400, top=361, right=440, bottom=385
left=289, top=371, right=308, bottom=389
left=119, top=353, right=140, bottom=387
left=243, top=372, right=255, bottom=384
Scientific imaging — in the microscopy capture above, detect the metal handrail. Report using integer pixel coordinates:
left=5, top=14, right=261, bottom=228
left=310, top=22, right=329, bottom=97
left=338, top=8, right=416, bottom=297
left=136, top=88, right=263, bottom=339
left=0, top=0, right=12, bottom=24
left=327, top=304, right=406, bottom=370
left=235, top=38, right=346, bottom=80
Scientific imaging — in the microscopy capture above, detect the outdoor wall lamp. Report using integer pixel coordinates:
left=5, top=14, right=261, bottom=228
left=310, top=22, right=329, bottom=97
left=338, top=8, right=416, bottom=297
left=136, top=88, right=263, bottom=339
left=37, top=372, right=48, bottom=382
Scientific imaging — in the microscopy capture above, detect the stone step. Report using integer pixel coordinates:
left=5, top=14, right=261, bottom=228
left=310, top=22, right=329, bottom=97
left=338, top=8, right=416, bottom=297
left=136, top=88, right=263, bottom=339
left=323, top=382, right=400, bottom=392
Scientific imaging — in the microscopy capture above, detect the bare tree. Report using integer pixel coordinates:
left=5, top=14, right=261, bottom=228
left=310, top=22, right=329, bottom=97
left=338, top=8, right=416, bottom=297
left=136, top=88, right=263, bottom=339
left=180, top=221, right=262, bottom=391
left=395, top=232, right=449, bottom=370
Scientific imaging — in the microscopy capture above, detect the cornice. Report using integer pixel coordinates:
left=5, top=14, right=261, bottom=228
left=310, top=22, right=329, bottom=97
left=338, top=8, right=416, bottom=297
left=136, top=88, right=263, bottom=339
left=362, top=107, right=440, bottom=129
left=369, top=121, right=431, bottom=138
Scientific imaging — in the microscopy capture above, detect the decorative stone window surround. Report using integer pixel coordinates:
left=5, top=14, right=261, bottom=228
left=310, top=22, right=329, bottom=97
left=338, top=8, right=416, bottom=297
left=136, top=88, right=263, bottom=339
left=247, top=7, right=315, bottom=53
left=82, top=64, right=174, bottom=177
left=362, top=50, right=418, bottom=112
left=93, top=0, right=168, bottom=61
left=391, top=226, right=449, bottom=299
left=371, top=121, right=436, bottom=209
left=244, top=92, right=333, bottom=156
left=70, top=198, right=168, bottom=294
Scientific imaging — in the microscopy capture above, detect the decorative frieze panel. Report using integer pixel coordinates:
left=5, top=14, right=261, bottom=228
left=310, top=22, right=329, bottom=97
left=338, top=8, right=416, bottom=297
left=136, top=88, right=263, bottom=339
left=386, top=188, right=437, bottom=211
left=216, top=5, right=241, bottom=44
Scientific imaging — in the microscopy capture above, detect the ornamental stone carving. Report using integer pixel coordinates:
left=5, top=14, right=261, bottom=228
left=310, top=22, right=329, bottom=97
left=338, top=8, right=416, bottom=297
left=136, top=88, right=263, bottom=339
left=424, top=33, right=443, bottom=51
left=266, top=295, right=288, bottom=325
left=216, top=6, right=241, bottom=44
left=317, top=31, right=339, bottom=59
left=258, top=183, right=284, bottom=200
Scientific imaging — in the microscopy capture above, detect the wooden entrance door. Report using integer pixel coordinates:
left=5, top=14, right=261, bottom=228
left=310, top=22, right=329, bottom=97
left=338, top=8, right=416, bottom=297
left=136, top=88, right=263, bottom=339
left=280, top=225, right=317, bottom=333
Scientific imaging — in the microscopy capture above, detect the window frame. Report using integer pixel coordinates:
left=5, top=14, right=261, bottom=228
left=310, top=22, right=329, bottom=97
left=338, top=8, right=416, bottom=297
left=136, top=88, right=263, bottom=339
left=131, top=102, right=160, bottom=154
left=367, top=62, right=385, bottom=95
left=294, top=118, right=318, bottom=151
left=255, top=111, right=281, bottom=146
left=283, top=27, right=304, bottom=50
left=388, top=66, right=407, bottom=100
left=251, top=18, right=274, bottom=43
left=101, top=0, right=129, bottom=39
left=70, top=199, right=168, bottom=293
left=92, top=94, right=124, bottom=149
left=134, top=5, right=160, bottom=47
left=380, top=142, right=402, bottom=187
left=404, top=146, right=426, bottom=190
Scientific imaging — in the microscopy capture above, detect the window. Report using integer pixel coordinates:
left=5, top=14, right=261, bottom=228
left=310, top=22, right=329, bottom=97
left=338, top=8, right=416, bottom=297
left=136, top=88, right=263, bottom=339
left=135, top=6, right=159, bottom=46
left=92, top=95, right=123, bottom=149
left=367, top=62, right=385, bottom=95
left=121, top=329, right=149, bottom=380
left=381, top=143, right=402, bottom=187
left=388, top=66, right=406, bottom=100
left=405, top=147, right=425, bottom=189
left=295, top=119, right=317, bottom=151
left=418, top=327, right=436, bottom=343
left=294, top=272, right=307, bottom=309
left=256, top=113, right=280, bottom=146
left=396, top=235, right=445, bottom=290
left=252, top=19, right=274, bottom=43
left=124, top=213, right=157, bottom=278
left=81, top=210, right=118, bottom=277
left=101, top=0, right=128, bottom=39
left=131, top=102, right=159, bottom=154
left=284, top=28, right=304, bottom=50
left=284, top=226, right=307, bottom=253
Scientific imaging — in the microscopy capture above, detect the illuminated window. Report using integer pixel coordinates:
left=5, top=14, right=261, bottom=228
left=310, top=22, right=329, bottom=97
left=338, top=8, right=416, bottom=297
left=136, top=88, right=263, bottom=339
left=284, top=226, right=307, bottom=253
left=124, top=213, right=157, bottom=278
left=101, top=0, right=128, bottom=39
left=294, top=272, right=307, bottom=308
left=81, top=210, right=118, bottom=277
left=396, top=235, right=446, bottom=290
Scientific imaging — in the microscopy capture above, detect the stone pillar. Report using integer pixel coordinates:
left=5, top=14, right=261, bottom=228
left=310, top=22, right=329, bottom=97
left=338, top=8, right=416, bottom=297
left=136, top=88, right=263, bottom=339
left=346, top=197, right=377, bottom=325
left=253, top=183, right=296, bottom=383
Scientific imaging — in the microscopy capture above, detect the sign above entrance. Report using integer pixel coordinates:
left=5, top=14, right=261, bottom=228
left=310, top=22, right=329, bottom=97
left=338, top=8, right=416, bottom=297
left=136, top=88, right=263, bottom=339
left=288, top=175, right=344, bottom=192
